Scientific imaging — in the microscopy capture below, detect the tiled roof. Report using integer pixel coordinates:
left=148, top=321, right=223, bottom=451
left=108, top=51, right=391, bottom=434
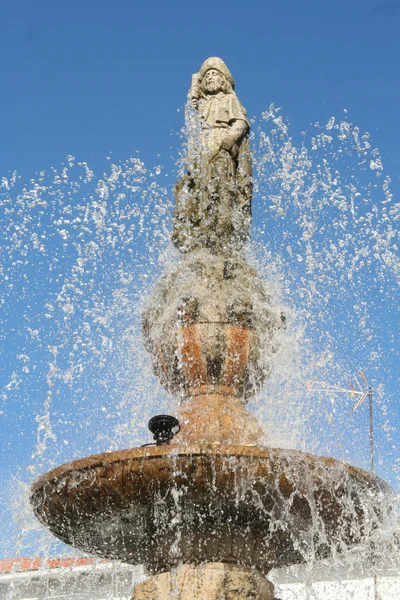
left=0, top=557, right=100, bottom=574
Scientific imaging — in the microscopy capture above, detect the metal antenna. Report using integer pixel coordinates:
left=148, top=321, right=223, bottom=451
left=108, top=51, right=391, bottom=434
left=307, top=370, right=378, bottom=599
left=307, top=370, right=375, bottom=473
left=354, top=370, right=374, bottom=474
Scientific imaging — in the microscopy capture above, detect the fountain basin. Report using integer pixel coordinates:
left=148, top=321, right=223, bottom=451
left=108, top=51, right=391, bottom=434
left=30, top=445, right=392, bottom=575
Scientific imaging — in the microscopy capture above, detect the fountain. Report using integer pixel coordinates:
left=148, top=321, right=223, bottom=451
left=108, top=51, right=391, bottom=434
left=29, top=58, right=394, bottom=599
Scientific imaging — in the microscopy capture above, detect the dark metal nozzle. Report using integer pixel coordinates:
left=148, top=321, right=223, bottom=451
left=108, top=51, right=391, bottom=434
left=148, top=414, right=180, bottom=445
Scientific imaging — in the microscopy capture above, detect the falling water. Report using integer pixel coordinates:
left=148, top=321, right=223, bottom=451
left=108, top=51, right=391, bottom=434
left=0, top=105, right=399, bottom=597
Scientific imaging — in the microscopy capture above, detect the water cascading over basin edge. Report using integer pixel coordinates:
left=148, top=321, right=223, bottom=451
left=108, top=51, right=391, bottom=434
left=30, top=57, right=395, bottom=600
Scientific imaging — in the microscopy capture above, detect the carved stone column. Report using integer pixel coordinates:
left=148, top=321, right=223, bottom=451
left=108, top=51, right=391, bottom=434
left=142, top=252, right=283, bottom=446
left=132, top=563, right=275, bottom=600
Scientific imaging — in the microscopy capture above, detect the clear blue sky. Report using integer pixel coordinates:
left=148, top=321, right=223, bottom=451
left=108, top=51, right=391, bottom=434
left=1, top=0, right=399, bottom=178
left=0, top=0, right=399, bottom=560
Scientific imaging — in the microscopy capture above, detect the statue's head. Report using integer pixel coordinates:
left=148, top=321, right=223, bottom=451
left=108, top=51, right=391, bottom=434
left=198, top=57, right=234, bottom=96
left=202, top=69, right=226, bottom=95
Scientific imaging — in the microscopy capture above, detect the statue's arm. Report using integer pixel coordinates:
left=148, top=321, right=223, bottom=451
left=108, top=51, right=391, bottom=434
left=219, top=119, right=249, bottom=153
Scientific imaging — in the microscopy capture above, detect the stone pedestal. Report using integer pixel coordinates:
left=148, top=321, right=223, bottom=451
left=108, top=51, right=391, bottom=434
left=176, top=391, right=264, bottom=445
left=132, top=563, right=274, bottom=600
left=142, top=252, right=283, bottom=408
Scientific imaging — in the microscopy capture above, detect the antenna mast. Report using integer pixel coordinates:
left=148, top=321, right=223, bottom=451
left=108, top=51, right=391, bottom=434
left=307, top=370, right=375, bottom=473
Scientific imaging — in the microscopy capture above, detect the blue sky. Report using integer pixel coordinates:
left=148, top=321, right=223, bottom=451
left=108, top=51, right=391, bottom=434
left=0, top=0, right=399, bottom=561
left=1, top=0, right=400, bottom=178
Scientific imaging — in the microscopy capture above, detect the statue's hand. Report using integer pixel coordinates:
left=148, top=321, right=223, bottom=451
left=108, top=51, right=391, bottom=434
left=208, top=135, right=236, bottom=162
left=188, top=73, right=201, bottom=103
left=219, top=135, right=236, bottom=153
left=209, top=147, right=231, bottom=162
left=189, top=87, right=201, bottom=101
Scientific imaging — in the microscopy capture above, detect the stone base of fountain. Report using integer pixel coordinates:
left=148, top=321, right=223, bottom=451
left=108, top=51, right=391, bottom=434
left=132, top=563, right=274, bottom=600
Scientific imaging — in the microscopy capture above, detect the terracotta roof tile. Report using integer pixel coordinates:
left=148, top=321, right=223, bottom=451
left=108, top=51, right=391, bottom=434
left=0, top=557, right=101, bottom=574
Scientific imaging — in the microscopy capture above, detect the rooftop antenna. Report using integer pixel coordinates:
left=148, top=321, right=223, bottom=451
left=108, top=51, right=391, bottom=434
left=307, top=370, right=379, bottom=599
left=306, top=369, right=374, bottom=473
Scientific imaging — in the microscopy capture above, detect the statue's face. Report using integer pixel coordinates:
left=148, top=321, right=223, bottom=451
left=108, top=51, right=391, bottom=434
left=202, top=69, right=225, bottom=94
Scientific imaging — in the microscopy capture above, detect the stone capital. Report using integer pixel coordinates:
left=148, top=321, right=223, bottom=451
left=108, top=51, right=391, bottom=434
left=132, top=563, right=274, bottom=600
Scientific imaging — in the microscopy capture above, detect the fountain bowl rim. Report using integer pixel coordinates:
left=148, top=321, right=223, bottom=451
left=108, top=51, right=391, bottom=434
left=31, top=444, right=391, bottom=494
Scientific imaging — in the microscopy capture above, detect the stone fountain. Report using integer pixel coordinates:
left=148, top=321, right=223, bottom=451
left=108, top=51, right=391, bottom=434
left=30, top=58, right=392, bottom=600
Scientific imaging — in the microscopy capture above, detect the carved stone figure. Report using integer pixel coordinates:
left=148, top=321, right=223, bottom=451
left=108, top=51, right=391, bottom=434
left=143, top=61, right=284, bottom=445
left=173, top=57, right=252, bottom=253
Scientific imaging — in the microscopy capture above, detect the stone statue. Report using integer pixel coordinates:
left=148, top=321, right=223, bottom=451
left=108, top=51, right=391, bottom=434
left=143, top=59, right=282, bottom=446
left=172, top=57, right=252, bottom=253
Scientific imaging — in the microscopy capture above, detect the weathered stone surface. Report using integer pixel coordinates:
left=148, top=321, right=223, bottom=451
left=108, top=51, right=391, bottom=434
left=175, top=392, right=265, bottom=445
left=142, top=250, right=283, bottom=407
left=143, top=60, right=283, bottom=447
left=173, top=57, right=252, bottom=253
left=132, top=563, right=274, bottom=600
left=30, top=445, right=392, bottom=576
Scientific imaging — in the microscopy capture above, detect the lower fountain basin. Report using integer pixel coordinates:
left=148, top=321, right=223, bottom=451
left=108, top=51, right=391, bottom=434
left=30, top=445, right=392, bottom=575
